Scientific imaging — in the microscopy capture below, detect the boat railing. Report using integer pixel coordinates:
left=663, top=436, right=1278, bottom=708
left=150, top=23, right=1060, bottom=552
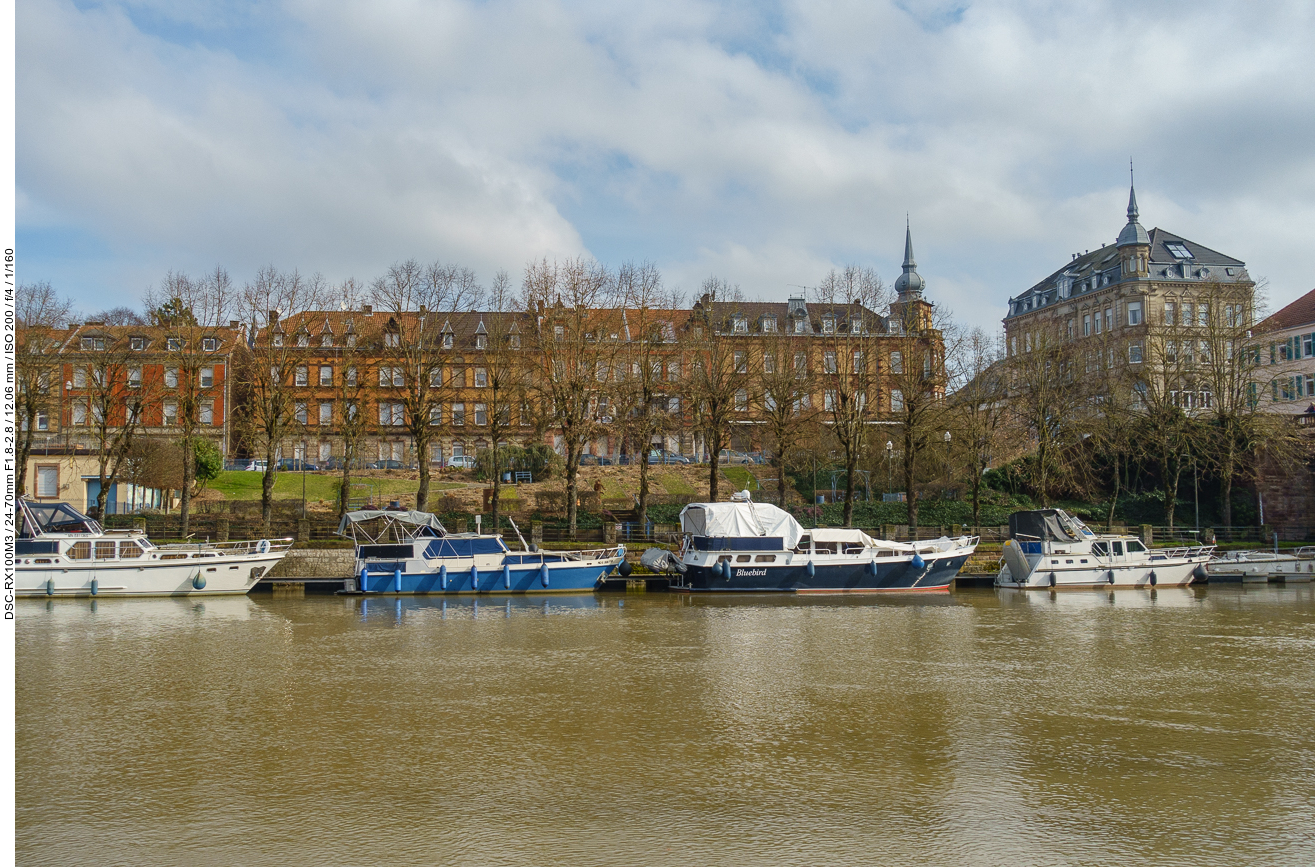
left=1295, top=546, right=1315, bottom=560
left=154, top=537, right=295, bottom=555
left=1155, top=544, right=1216, bottom=560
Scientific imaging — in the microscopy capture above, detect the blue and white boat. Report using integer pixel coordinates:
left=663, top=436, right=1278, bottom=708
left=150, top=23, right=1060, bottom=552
left=336, top=509, right=628, bottom=594
left=642, top=492, right=977, bottom=593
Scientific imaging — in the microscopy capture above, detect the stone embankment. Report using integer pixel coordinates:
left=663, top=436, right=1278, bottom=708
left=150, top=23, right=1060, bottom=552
left=267, top=548, right=355, bottom=578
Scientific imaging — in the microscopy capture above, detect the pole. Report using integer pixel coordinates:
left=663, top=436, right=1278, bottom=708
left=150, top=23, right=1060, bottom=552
left=1193, top=455, right=1199, bottom=533
left=302, top=461, right=307, bottom=519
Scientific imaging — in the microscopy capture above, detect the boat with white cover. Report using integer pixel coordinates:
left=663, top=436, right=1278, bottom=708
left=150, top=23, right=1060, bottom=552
left=15, top=498, right=293, bottom=597
left=337, top=508, right=628, bottom=594
left=641, top=491, right=977, bottom=592
left=1206, top=548, right=1315, bottom=583
left=996, top=509, right=1213, bottom=589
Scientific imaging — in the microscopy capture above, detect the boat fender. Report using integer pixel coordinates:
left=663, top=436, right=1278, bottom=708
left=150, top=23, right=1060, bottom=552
left=618, top=560, right=633, bottom=577
left=1107, top=570, right=1115, bottom=585
left=503, top=564, right=511, bottom=589
left=1048, top=572, right=1056, bottom=588
left=470, top=564, right=480, bottom=592
left=439, top=564, right=448, bottom=590
left=257, top=539, right=269, bottom=555
left=394, top=567, right=402, bottom=593
left=617, top=545, right=626, bottom=559
left=1149, top=571, right=1157, bottom=587
left=360, top=566, right=369, bottom=593
left=911, top=554, right=925, bottom=570
left=710, top=560, right=721, bottom=577
left=1193, top=565, right=1208, bottom=581
left=46, top=579, right=54, bottom=596
left=193, top=572, right=207, bottom=590
left=540, top=563, right=550, bottom=587
left=806, top=561, right=815, bottom=578
left=529, top=543, right=538, bottom=553
left=868, top=559, right=878, bottom=576
left=90, top=578, right=98, bottom=596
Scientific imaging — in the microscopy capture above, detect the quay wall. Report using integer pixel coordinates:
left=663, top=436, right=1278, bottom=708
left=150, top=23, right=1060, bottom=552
left=268, top=549, right=356, bottom=578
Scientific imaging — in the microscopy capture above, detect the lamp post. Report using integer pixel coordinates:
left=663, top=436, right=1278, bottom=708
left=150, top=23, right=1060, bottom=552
left=301, top=453, right=307, bottom=519
left=885, top=440, right=893, bottom=496
left=942, top=430, right=952, bottom=495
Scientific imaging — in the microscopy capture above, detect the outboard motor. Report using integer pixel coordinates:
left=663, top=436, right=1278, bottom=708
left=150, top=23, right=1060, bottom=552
left=641, top=547, right=687, bottom=574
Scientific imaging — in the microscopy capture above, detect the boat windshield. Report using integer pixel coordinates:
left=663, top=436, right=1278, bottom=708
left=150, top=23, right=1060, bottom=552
left=18, top=500, right=103, bottom=537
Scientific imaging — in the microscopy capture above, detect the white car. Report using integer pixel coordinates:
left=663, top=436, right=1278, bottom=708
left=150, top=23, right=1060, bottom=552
left=446, top=456, right=478, bottom=469
left=243, top=460, right=269, bottom=472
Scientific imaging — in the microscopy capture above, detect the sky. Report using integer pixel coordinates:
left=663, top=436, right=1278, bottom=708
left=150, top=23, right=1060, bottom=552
left=16, top=0, right=1315, bottom=328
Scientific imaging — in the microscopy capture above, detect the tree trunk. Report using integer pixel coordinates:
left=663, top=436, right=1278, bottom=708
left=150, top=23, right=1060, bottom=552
left=416, top=456, right=431, bottom=511
left=180, top=441, right=195, bottom=538
left=842, top=454, right=857, bottom=527
left=565, top=448, right=580, bottom=540
left=1165, top=461, right=1181, bottom=531
left=1220, top=440, right=1236, bottom=531
left=17, top=414, right=36, bottom=497
left=338, top=465, right=352, bottom=520
left=971, top=465, right=982, bottom=534
left=776, top=454, right=788, bottom=508
left=1106, top=453, right=1121, bottom=531
left=637, top=452, right=650, bottom=531
left=261, top=457, right=277, bottom=535
left=491, top=443, right=501, bottom=536
left=904, top=436, right=918, bottom=532
left=708, top=427, right=723, bottom=502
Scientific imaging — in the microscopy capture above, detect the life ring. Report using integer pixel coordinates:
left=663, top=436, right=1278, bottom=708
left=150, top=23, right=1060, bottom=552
left=256, top=539, right=270, bottom=555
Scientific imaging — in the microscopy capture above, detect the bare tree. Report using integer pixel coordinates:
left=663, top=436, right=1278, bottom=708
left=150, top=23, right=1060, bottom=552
left=70, top=326, right=152, bottom=517
left=947, top=327, right=1006, bottom=532
left=612, top=262, right=683, bottom=528
left=686, top=277, right=746, bottom=503
left=754, top=318, right=820, bottom=508
left=143, top=267, right=235, bottom=537
left=885, top=299, right=952, bottom=529
left=481, top=270, right=530, bottom=534
left=15, top=281, right=73, bottom=496
left=240, top=267, right=329, bottom=532
left=813, top=266, right=891, bottom=526
left=331, top=279, right=372, bottom=520
left=521, top=257, right=618, bottom=538
left=371, top=260, right=483, bottom=511
left=86, top=306, right=147, bottom=326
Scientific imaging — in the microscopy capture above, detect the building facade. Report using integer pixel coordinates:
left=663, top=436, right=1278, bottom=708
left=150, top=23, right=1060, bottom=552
left=1257, top=286, right=1315, bottom=418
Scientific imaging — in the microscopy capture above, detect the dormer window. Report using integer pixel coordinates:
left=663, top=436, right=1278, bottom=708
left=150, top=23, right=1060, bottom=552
left=385, top=332, right=400, bottom=348
left=822, top=316, right=836, bottom=334
left=167, top=338, right=183, bottom=351
left=130, top=337, right=146, bottom=351
left=321, top=334, right=333, bottom=347
left=203, top=337, right=218, bottom=352
left=272, top=334, right=283, bottom=347
left=850, top=317, right=863, bottom=333
left=476, top=334, right=487, bottom=349
left=732, top=315, right=748, bottom=334
left=80, top=337, right=106, bottom=351
left=510, top=334, right=520, bottom=349
left=346, top=334, right=357, bottom=348
left=762, top=316, right=777, bottom=333
left=793, top=319, right=806, bottom=334
left=297, top=333, right=309, bottom=348
left=554, top=325, right=565, bottom=341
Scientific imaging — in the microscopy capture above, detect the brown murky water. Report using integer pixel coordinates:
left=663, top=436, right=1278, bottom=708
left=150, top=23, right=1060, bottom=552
left=16, top=586, right=1315, bottom=866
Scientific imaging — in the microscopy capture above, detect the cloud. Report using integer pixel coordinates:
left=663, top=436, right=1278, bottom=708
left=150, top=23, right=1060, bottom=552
left=17, top=0, right=1315, bottom=326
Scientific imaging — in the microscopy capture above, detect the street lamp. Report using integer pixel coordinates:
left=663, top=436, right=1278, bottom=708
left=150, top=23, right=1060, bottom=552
left=942, top=431, right=952, bottom=496
left=885, top=440, right=893, bottom=495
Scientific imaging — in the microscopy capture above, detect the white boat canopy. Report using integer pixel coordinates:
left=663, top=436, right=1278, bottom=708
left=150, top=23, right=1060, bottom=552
left=337, top=509, right=448, bottom=542
left=679, top=500, right=804, bottom=550
left=809, top=528, right=880, bottom=548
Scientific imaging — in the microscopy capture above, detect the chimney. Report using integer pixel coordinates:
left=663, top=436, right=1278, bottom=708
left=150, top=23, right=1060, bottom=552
left=362, top=304, right=373, bottom=316
left=268, top=310, right=279, bottom=325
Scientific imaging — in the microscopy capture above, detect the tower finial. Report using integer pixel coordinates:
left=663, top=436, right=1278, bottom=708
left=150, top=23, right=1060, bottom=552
left=894, top=218, right=924, bottom=299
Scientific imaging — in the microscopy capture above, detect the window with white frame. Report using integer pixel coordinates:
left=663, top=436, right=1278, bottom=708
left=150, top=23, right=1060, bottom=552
left=443, top=333, right=454, bottom=349
left=200, top=402, right=214, bottom=425
left=794, top=352, right=808, bottom=376
left=452, top=403, right=466, bottom=426
left=474, top=403, right=488, bottom=425
left=346, top=401, right=358, bottom=421
left=429, top=367, right=442, bottom=387
left=35, top=410, right=48, bottom=431
left=823, top=351, right=837, bottom=374
left=763, top=316, right=777, bottom=333
left=297, top=333, right=309, bottom=348
left=295, top=366, right=308, bottom=386
left=475, top=368, right=488, bottom=387
left=735, top=389, right=748, bottom=411
left=824, top=390, right=836, bottom=411
left=346, top=334, right=357, bottom=348
left=1129, top=342, right=1143, bottom=364
left=429, top=405, right=442, bottom=426
left=763, top=353, right=775, bottom=374
left=71, top=400, right=87, bottom=425
left=73, top=368, right=87, bottom=388
left=890, top=389, right=904, bottom=412
left=319, top=402, right=332, bottom=425
left=200, top=367, right=215, bottom=388
left=319, top=366, right=333, bottom=386
left=385, top=332, right=400, bottom=347
left=1083, top=313, right=1091, bottom=336
left=80, top=336, right=105, bottom=351
left=732, top=316, right=748, bottom=334
left=321, top=334, right=333, bottom=347
left=890, top=351, right=903, bottom=374
left=167, top=338, right=183, bottom=351
left=36, top=465, right=59, bottom=497
left=378, top=402, right=404, bottom=426
left=295, top=402, right=308, bottom=424
left=476, top=334, right=487, bottom=350
left=853, top=350, right=864, bottom=374
left=203, top=337, right=218, bottom=352
left=734, top=351, right=747, bottom=373
left=346, top=366, right=357, bottom=386
left=822, top=317, right=836, bottom=334
left=1126, top=301, right=1142, bottom=326
left=273, top=333, right=284, bottom=347
left=668, top=397, right=680, bottom=413
left=794, top=319, right=806, bottom=334
left=128, top=367, right=142, bottom=388
left=667, top=360, right=680, bottom=381
left=130, top=337, right=146, bottom=351
left=162, top=401, right=178, bottom=426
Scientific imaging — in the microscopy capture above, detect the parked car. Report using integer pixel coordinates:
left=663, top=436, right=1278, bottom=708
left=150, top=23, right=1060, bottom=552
left=579, top=454, right=613, bottom=466
left=366, top=459, right=404, bottom=470
left=445, top=456, right=478, bottom=470
left=647, top=450, right=690, bottom=465
left=717, top=449, right=755, bottom=465
left=242, top=460, right=269, bottom=472
left=276, top=458, right=318, bottom=471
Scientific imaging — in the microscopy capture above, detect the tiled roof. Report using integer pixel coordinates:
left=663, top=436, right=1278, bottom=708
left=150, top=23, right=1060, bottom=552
left=1262, top=286, right=1315, bottom=332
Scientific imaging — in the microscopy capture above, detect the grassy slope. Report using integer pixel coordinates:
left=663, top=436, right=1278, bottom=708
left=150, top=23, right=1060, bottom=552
left=207, top=471, right=465, bottom=506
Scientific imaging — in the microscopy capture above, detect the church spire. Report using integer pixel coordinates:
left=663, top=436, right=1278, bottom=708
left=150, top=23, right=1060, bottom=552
left=1117, top=163, right=1149, bottom=249
left=894, top=217, right=925, bottom=299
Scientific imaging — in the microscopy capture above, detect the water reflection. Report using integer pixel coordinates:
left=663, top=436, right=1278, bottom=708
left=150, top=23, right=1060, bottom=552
left=16, top=587, right=1315, bottom=867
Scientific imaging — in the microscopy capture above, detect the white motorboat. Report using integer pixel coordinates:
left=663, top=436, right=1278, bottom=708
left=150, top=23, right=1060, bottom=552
left=1206, top=548, right=1315, bottom=583
left=15, top=498, right=293, bottom=597
left=996, top=509, right=1213, bottom=589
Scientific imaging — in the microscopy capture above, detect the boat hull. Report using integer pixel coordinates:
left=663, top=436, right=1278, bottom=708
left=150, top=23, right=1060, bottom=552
left=16, top=552, right=288, bottom=598
left=996, top=558, right=1205, bottom=589
left=676, top=553, right=970, bottom=592
left=355, top=558, right=623, bottom=594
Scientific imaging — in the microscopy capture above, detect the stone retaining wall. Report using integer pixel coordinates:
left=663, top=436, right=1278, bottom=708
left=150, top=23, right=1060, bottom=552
left=267, top=549, right=356, bottom=578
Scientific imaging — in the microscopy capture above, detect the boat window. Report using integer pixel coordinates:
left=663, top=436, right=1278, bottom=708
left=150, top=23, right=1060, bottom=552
left=877, top=550, right=896, bottom=558
left=736, top=555, right=752, bottom=563
left=159, top=553, right=187, bottom=560
left=1126, top=540, right=1146, bottom=553
left=119, top=541, right=143, bottom=559
left=34, top=558, right=52, bottom=564
left=795, top=535, right=811, bottom=553
left=718, top=555, right=732, bottom=564
left=1092, top=542, right=1109, bottom=557
left=754, top=555, right=776, bottom=563
left=845, top=546, right=865, bottom=554
left=1111, top=541, right=1124, bottom=556
left=1080, top=559, right=1088, bottom=564
left=95, top=541, right=117, bottom=559
left=68, top=541, right=92, bottom=560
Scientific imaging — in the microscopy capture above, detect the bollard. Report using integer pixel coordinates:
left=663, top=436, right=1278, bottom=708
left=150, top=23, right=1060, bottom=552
left=531, top=521, right=544, bottom=547
left=216, top=517, right=229, bottom=542
left=604, top=523, right=618, bottom=544
left=1141, top=524, right=1154, bottom=548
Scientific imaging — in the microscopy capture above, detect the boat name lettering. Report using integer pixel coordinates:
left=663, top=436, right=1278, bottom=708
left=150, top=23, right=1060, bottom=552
left=735, top=568, right=768, bottom=577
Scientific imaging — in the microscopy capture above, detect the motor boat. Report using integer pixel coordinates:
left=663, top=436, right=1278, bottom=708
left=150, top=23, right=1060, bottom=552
left=641, top=491, right=977, bottom=592
left=996, top=509, right=1213, bottom=589
left=336, top=508, right=628, bottom=593
left=15, top=498, right=292, bottom=597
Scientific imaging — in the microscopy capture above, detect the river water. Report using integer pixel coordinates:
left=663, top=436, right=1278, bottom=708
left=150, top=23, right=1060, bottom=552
left=16, top=585, right=1315, bottom=866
